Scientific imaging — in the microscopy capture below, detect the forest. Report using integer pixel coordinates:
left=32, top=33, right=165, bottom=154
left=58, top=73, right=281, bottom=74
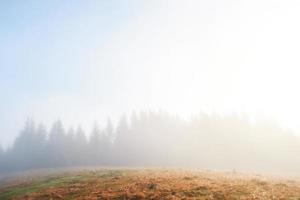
left=1, top=111, right=300, bottom=175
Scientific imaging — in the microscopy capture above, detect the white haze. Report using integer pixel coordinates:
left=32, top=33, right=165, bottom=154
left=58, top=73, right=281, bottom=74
left=42, top=1, right=300, bottom=130
left=1, top=113, right=300, bottom=176
left=2, top=0, right=300, bottom=150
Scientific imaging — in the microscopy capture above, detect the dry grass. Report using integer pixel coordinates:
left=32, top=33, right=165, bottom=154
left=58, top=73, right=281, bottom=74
left=1, top=169, right=300, bottom=200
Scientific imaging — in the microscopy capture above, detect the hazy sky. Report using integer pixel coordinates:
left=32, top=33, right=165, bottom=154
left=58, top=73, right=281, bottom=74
left=1, top=0, right=300, bottom=147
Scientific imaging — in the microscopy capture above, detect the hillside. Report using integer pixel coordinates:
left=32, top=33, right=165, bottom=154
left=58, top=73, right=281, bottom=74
left=1, top=169, right=300, bottom=200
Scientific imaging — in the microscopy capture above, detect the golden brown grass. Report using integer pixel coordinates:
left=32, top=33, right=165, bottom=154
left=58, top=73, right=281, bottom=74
left=1, top=169, right=300, bottom=200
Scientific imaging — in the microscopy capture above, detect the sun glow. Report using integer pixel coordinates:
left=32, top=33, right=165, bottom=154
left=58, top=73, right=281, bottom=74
left=83, top=0, right=300, bottom=132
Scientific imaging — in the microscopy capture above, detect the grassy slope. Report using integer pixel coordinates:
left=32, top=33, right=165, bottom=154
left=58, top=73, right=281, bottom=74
left=0, top=169, right=300, bottom=200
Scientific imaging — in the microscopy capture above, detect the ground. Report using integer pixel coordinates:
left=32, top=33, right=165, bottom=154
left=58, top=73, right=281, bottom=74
left=0, top=169, right=300, bottom=200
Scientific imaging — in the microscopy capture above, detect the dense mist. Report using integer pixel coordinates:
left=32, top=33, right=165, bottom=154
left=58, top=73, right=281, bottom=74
left=1, top=111, right=299, bottom=175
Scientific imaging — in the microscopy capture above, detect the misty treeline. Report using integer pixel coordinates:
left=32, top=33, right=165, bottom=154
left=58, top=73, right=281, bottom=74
left=0, top=111, right=300, bottom=175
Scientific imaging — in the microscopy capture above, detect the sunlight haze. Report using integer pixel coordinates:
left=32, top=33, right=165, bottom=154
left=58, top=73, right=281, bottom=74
left=1, top=0, right=300, bottom=147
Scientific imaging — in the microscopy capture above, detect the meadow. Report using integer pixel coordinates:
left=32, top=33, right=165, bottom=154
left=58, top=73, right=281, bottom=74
left=1, top=169, right=300, bottom=200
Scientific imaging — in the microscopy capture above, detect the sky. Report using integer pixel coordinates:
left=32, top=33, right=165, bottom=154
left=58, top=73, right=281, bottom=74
left=1, top=0, right=300, bottom=148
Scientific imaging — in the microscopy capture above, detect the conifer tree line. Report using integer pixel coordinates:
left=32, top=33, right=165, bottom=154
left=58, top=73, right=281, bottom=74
left=0, top=111, right=300, bottom=174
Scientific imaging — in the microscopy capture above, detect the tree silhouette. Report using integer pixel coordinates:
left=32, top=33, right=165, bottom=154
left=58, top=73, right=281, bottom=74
left=1, top=111, right=300, bottom=174
left=74, top=126, right=88, bottom=165
left=0, top=145, right=4, bottom=171
left=89, top=123, right=102, bottom=165
left=48, top=120, right=67, bottom=167
left=100, top=119, right=113, bottom=165
left=114, top=115, right=130, bottom=165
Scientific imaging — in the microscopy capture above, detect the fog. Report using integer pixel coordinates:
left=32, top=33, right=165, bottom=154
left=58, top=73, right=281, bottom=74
left=2, top=0, right=300, bottom=177
left=1, top=112, right=299, bottom=176
left=3, top=0, right=300, bottom=148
